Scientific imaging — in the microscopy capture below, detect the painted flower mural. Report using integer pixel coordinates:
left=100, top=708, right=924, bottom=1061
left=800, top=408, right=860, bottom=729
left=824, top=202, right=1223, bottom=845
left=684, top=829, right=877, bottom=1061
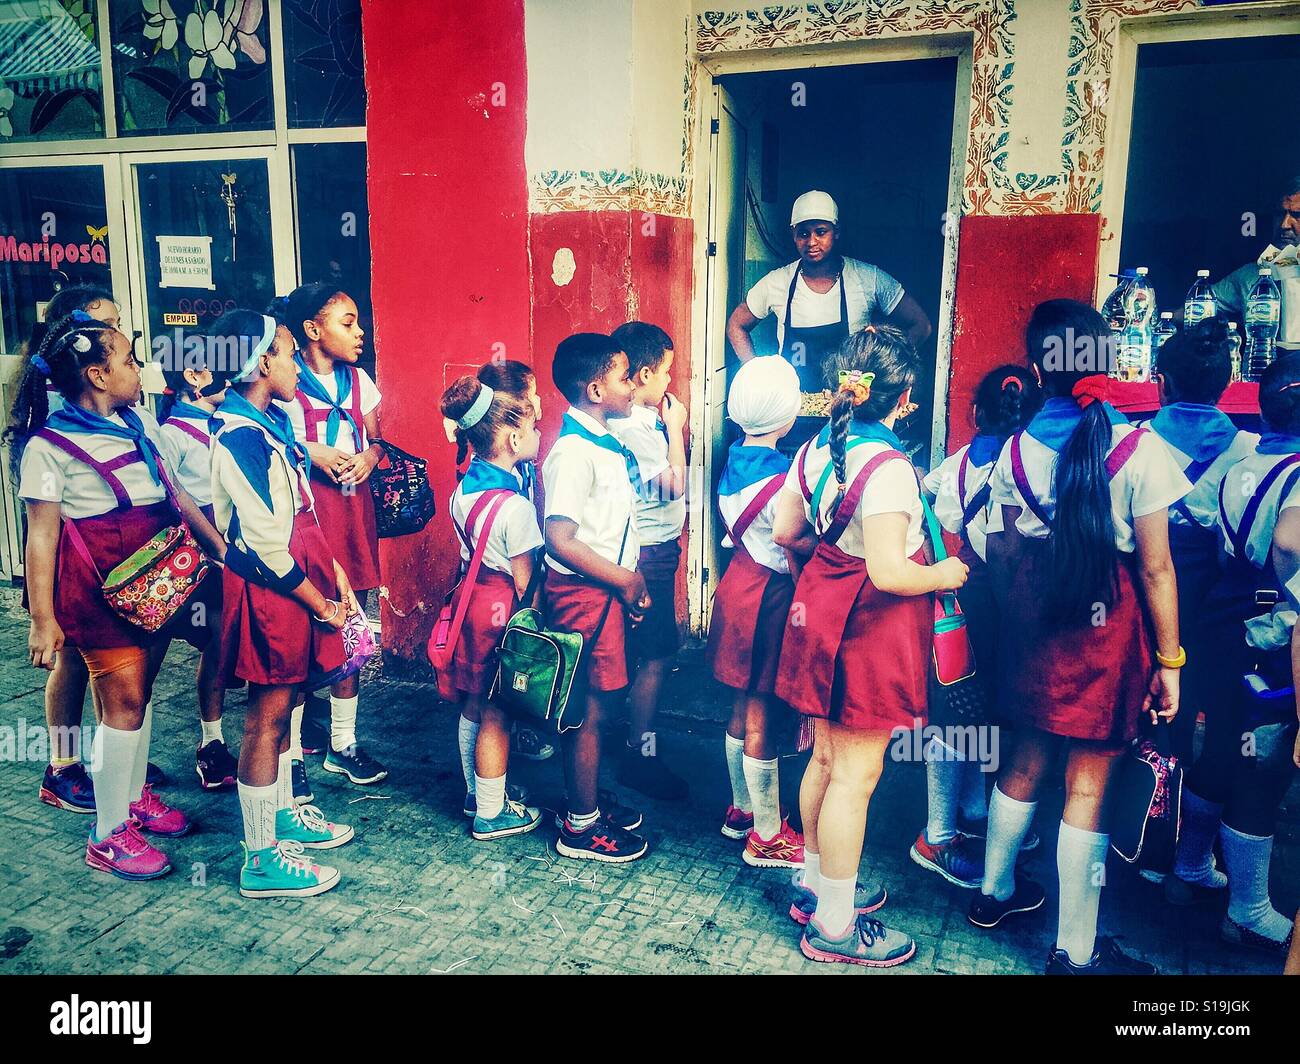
left=184, top=6, right=236, bottom=79
left=142, top=0, right=179, bottom=51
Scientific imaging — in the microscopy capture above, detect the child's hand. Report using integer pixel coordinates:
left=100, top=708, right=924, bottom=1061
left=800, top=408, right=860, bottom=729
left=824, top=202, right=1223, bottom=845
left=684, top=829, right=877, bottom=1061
left=1144, top=666, right=1180, bottom=724
left=619, top=572, right=650, bottom=620
left=661, top=393, right=688, bottom=436
left=334, top=561, right=361, bottom=617
left=336, top=447, right=379, bottom=487
left=29, top=617, right=63, bottom=670
left=312, top=446, right=350, bottom=482
left=933, top=557, right=969, bottom=591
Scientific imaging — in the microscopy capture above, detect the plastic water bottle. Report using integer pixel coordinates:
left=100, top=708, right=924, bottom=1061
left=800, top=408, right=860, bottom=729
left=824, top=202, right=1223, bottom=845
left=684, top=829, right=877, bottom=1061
left=1184, top=269, right=1217, bottom=326
left=1117, top=267, right=1156, bottom=381
left=1102, top=269, right=1138, bottom=332
left=1245, top=267, right=1282, bottom=381
left=1156, top=312, right=1176, bottom=348
left=1226, top=322, right=1243, bottom=382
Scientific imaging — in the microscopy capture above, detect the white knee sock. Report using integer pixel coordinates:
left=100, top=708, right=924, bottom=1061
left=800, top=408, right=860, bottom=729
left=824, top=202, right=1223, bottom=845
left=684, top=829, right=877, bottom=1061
left=981, top=784, right=1037, bottom=901
left=238, top=781, right=278, bottom=853
left=289, top=704, right=305, bottom=762
left=800, top=849, right=822, bottom=895
left=1056, top=821, right=1108, bottom=965
left=1173, top=789, right=1226, bottom=886
left=129, top=703, right=153, bottom=800
left=1220, top=824, right=1292, bottom=941
left=742, top=754, right=780, bottom=839
left=475, top=773, right=506, bottom=820
left=724, top=733, right=750, bottom=811
left=925, top=736, right=962, bottom=845
left=958, top=761, right=989, bottom=822
left=458, top=714, right=480, bottom=793
left=276, top=751, right=292, bottom=812
left=330, top=694, right=358, bottom=751
left=200, top=718, right=224, bottom=746
left=812, top=874, right=856, bottom=938
left=92, top=722, right=142, bottom=840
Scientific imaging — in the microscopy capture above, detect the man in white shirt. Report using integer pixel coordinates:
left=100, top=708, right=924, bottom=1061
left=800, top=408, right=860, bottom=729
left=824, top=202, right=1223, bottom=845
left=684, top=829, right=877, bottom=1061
left=1213, top=176, right=1300, bottom=352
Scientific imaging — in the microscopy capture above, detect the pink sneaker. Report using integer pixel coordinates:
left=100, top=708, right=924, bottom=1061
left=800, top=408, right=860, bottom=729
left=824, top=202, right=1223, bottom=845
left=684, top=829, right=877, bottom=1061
left=85, top=819, right=172, bottom=880
left=720, top=805, right=754, bottom=840
left=742, top=817, right=805, bottom=868
left=130, top=784, right=192, bottom=837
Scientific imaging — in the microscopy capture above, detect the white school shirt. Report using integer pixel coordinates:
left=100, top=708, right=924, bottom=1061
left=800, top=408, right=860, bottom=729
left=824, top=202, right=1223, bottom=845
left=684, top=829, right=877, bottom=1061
left=985, top=424, right=1190, bottom=552
left=607, top=403, right=685, bottom=545
left=1132, top=424, right=1259, bottom=530
left=277, top=364, right=381, bottom=456
left=19, top=406, right=179, bottom=519
left=923, top=442, right=995, bottom=563
left=542, top=407, right=640, bottom=576
left=745, top=257, right=904, bottom=353
left=1219, top=449, right=1300, bottom=651
left=450, top=483, right=544, bottom=576
left=784, top=435, right=926, bottom=560
left=159, top=408, right=215, bottom=507
left=719, top=479, right=790, bottom=576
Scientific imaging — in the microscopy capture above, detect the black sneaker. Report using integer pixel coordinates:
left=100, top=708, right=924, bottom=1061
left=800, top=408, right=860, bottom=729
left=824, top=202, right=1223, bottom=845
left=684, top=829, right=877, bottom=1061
left=1046, top=936, right=1158, bottom=975
left=300, top=715, right=330, bottom=756
left=1221, top=915, right=1295, bottom=956
left=322, top=744, right=388, bottom=785
left=968, top=879, right=1046, bottom=929
left=553, top=791, right=643, bottom=832
left=291, top=759, right=314, bottom=805
left=195, top=740, right=238, bottom=790
left=511, top=725, right=555, bottom=762
left=145, top=761, right=167, bottom=788
left=463, top=782, right=530, bottom=818
left=617, top=745, right=689, bottom=801
left=555, top=816, right=649, bottom=863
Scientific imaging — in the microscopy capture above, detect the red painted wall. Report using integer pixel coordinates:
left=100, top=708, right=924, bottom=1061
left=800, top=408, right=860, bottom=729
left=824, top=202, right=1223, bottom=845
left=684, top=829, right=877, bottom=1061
left=945, top=214, right=1101, bottom=449
left=361, top=0, right=531, bottom=660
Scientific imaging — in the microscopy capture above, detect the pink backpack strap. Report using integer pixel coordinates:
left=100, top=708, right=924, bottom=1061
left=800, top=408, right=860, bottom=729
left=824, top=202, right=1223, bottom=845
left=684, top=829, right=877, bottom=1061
left=165, top=417, right=210, bottom=448
left=452, top=488, right=513, bottom=558
left=34, top=429, right=132, bottom=511
left=1104, top=426, right=1146, bottom=479
left=825, top=448, right=907, bottom=547
left=721, top=474, right=785, bottom=550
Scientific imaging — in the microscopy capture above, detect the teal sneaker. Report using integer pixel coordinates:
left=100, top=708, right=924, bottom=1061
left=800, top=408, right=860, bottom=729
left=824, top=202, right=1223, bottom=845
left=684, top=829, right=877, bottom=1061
left=239, top=841, right=341, bottom=899
left=800, top=914, right=916, bottom=968
left=472, top=798, right=543, bottom=841
left=789, top=877, right=888, bottom=925
left=275, top=804, right=354, bottom=849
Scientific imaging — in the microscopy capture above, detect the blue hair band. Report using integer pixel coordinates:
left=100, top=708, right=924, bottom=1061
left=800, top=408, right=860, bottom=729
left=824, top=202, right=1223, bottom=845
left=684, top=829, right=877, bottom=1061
left=32, top=354, right=52, bottom=377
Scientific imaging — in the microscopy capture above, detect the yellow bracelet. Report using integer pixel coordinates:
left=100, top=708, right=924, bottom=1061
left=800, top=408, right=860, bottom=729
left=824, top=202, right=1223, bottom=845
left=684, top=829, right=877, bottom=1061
left=1155, top=646, right=1186, bottom=669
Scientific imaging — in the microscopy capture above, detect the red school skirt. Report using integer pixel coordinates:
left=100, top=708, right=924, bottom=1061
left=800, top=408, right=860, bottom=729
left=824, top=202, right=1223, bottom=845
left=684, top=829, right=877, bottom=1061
left=994, top=536, right=1151, bottom=745
left=53, top=501, right=174, bottom=650
left=544, top=570, right=629, bottom=693
left=776, top=542, right=933, bottom=731
left=707, top=549, right=795, bottom=695
left=218, top=511, right=346, bottom=687
left=444, top=567, right=518, bottom=700
left=311, top=476, right=381, bottom=591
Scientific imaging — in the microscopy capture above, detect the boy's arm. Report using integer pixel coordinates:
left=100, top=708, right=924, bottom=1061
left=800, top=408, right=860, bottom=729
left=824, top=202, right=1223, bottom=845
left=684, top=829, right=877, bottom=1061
left=647, top=395, right=688, bottom=501
left=545, top=517, right=648, bottom=620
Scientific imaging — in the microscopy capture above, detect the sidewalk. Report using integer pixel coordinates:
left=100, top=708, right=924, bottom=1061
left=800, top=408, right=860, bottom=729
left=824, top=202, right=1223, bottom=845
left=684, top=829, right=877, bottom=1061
left=0, top=587, right=1292, bottom=975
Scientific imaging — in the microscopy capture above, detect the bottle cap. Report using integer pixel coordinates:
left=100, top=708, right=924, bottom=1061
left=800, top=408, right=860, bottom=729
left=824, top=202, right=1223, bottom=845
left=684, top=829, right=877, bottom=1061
left=1197, top=269, right=1210, bottom=278
left=1260, top=267, right=1273, bottom=276
left=1136, top=266, right=1149, bottom=275
left=1160, top=312, right=1173, bottom=319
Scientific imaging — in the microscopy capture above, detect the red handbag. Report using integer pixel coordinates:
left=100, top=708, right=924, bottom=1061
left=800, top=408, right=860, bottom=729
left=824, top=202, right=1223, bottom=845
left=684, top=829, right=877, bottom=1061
left=921, top=492, right=976, bottom=686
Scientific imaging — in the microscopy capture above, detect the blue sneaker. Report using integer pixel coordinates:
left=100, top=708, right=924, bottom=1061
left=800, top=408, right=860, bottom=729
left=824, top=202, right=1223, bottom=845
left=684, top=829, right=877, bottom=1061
left=789, top=877, right=887, bottom=925
left=276, top=804, right=354, bottom=849
left=910, top=831, right=984, bottom=889
left=239, top=841, right=340, bottom=899
left=463, top=782, right=530, bottom=818
left=472, top=798, right=543, bottom=841
left=801, top=913, right=916, bottom=968
left=40, top=763, right=95, bottom=814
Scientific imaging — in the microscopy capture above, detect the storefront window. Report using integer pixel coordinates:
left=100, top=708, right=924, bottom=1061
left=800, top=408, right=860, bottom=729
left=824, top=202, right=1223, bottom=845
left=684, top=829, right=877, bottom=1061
left=282, top=0, right=363, bottom=128
left=0, top=164, right=110, bottom=354
left=109, top=0, right=273, bottom=135
left=0, top=0, right=106, bottom=142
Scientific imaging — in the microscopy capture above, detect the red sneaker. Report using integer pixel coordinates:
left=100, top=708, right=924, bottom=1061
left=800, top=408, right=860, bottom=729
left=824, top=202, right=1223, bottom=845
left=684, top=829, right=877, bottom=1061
left=85, top=819, right=172, bottom=880
left=129, top=784, right=192, bottom=837
left=720, top=805, right=754, bottom=840
left=743, top=818, right=805, bottom=868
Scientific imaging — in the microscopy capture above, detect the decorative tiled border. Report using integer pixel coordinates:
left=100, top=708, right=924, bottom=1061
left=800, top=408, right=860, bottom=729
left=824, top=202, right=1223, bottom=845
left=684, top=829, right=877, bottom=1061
left=530, top=168, right=691, bottom=216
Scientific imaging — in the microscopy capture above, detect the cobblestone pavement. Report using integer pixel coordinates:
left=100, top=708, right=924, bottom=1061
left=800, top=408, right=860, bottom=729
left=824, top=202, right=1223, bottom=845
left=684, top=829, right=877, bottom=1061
left=0, top=588, right=1293, bottom=975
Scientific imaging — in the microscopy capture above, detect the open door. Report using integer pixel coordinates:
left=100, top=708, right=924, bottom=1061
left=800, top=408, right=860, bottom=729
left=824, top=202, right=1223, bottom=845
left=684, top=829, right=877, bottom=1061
left=692, top=82, right=747, bottom=632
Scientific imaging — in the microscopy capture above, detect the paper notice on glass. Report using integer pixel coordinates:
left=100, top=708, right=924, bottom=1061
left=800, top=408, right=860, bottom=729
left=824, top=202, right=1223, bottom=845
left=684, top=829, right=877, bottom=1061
left=156, top=235, right=215, bottom=290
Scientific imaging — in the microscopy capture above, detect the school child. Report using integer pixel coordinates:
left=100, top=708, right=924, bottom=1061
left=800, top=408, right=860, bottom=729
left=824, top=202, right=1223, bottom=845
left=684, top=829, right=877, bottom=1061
left=607, top=322, right=690, bottom=801
left=707, top=355, right=804, bottom=864
left=451, top=359, right=555, bottom=772
left=439, top=376, right=544, bottom=838
left=911, top=365, right=1040, bottom=888
left=772, top=325, right=967, bottom=966
left=543, top=332, right=649, bottom=863
left=971, top=299, right=1186, bottom=975
left=10, top=312, right=224, bottom=879
left=159, top=356, right=241, bottom=790
left=209, top=310, right=355, bottom=898
left=272, top=284, right=387, bottom=797
left=1168, top=354, right=1300, bottom=954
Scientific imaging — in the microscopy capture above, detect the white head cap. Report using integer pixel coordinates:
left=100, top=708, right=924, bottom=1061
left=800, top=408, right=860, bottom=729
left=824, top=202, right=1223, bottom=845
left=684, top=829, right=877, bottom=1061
left=791, top=190, right=839, bottom=228
left=728, top=355, right=802, bottom=436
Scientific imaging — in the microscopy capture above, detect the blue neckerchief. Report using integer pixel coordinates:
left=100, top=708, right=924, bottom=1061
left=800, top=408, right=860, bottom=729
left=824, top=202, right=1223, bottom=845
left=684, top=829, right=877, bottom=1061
left=719, top=443, right=790, bottom=496
left=815, top=419, right=905, bottom=451
left=967, top=432, right=1002, bottom=467
left=294, top=355, right=363, bottom=449
left=559, top=411, right=642, bottom=494
left=1025, top=396, right=1127, bottom=452
left=462, top=456, right=524, bottom=496
left=1148, top=403, right=1238, bottom=463
left=1258, top=432, right=1300, bottom=455
left=46, top=404, right=162, bottom=485
left=168, top=400, right=211, bottom=423
left=217, top=391, right=309, bottom=475
left=518, top=460, right=535, bottom=499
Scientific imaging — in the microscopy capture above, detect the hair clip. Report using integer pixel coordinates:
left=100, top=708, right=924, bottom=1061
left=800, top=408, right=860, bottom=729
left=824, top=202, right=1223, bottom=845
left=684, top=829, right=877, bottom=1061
left=864, top=324, right=877, bottom=334
left=1001, top=376, right=1022, bottom=393
left=70, top=333, right=93, bottom=354
left=31, top=354, right=52, bottom=377
left=837, top=369, right=874, bottom=406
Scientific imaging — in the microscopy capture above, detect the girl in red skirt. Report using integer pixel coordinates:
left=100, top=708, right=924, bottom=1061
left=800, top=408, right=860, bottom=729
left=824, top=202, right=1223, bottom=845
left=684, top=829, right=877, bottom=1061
left=439, top=376, right=544, bottom=839
left=273, top=284, right=387, bottom=795
left=10, top=312, right=224, bottom=881
left=973, top=299, right=1186, bottom=974
left=911, top=365, right=1040, bottom=888
left=773, top=325, right=969, bottom=967
left=209, top=310, right=356, bottom=898
left=707, top=355, right=803, bottom=865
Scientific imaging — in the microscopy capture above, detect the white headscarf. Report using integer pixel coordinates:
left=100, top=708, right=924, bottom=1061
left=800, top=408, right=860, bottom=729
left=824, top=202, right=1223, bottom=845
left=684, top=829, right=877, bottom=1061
left=727, top=355, right=801, bottom=436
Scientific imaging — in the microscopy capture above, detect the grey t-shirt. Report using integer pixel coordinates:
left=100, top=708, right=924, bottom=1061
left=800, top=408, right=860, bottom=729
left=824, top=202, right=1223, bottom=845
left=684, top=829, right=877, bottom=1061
left=1213, top=260, right=1300, bottom=350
